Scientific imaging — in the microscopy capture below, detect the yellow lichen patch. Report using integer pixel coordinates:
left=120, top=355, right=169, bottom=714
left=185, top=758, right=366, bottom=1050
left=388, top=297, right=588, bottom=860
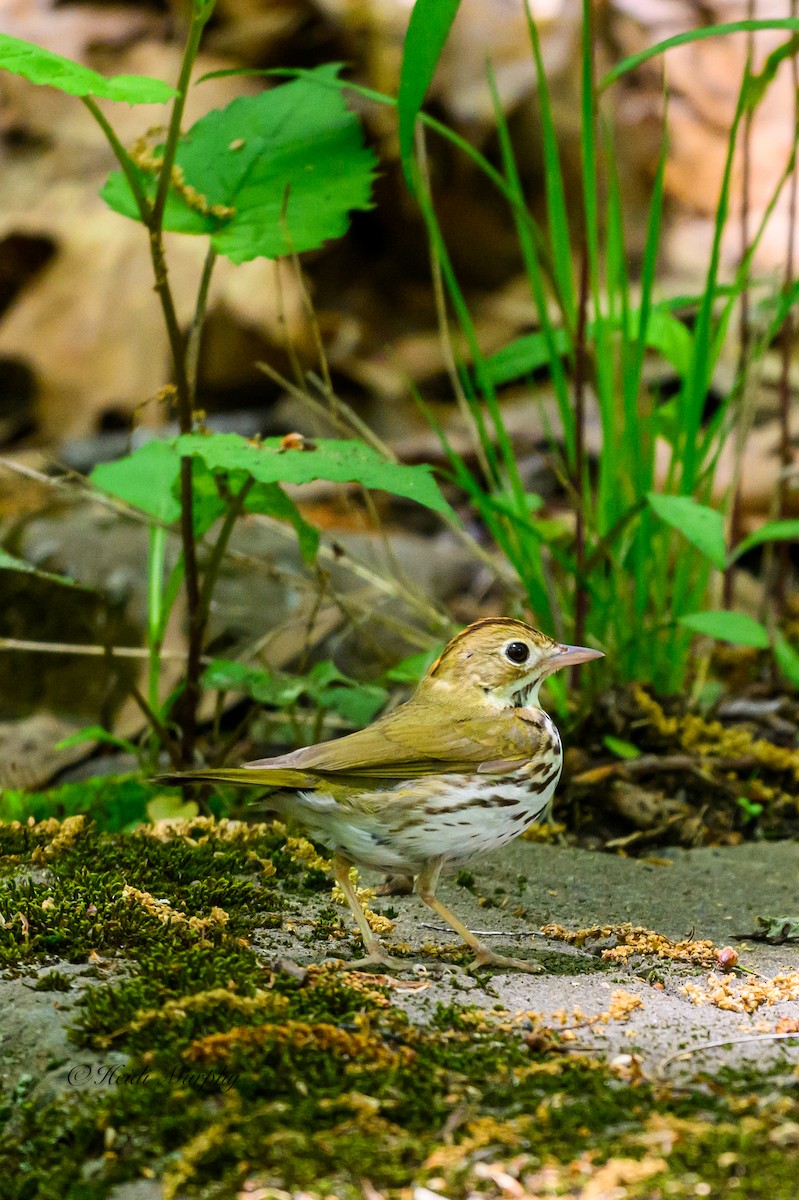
left=184, top=1020, right=414, bottom=1071
left=542, top=921, right=722, bottom=966
left=424, top=1114, right=528, bottom=1171
left=120, top=885, right=228, bottom=935
left=634, top=685, right=799, bottom=782
left=284, top=835, right=330, bottom=873
left=304, top=963, right=393, bottom=1008
left=100, top=989, right=290, bottom=1047
left=138, top=816, right=278, bottom=846
left=681, top=969, right=799, bottom=1013
left=30, top=814, right=88, bottom=863
left=520, top=820, right=567, bottom=843
left=547, top=990, right=644, bottom=1036
left=426, top=1149, right=667, bottom=1198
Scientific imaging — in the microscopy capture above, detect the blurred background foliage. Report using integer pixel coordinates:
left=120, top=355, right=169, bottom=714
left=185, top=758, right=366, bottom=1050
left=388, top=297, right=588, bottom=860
left=0, top=0, right=796, bottom=848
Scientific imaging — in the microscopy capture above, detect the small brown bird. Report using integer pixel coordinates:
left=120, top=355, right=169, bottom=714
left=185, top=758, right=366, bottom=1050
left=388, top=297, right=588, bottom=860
left=166, top=619, right=602, bottom=972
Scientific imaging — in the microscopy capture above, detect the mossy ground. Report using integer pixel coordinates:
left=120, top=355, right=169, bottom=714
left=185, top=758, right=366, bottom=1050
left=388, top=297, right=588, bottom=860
left=1, top=791, right=799, bottom=1198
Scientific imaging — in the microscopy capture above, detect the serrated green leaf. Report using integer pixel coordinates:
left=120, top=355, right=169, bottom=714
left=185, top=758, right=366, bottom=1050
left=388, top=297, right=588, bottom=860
left=647, top=493, right=727, bottom=569
left=774, top=633, right=799, bottom=688
left=176, top=433, right=455, bottom=517
left=679, top=610, right=769, bottom=648
left=102, top=65, right=376, bottom=261
left=730, top=519, right=799, bottom=562
left=603, top=735, right=641, bottom=760
left=0, top=33, right=176, bottom=103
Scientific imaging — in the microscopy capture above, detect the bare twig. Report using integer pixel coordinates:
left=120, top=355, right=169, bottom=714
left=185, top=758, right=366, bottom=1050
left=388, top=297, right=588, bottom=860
left=657, top=1031, right=799, bottom=1078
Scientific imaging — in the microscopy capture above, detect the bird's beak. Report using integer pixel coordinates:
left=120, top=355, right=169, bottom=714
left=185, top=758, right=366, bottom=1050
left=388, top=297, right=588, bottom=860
left=548, top=643, right=605, bottom=672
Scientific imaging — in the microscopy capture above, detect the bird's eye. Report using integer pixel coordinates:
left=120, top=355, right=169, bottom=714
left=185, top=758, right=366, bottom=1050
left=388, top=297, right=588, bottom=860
left=505, top=641, right=530, bottom=664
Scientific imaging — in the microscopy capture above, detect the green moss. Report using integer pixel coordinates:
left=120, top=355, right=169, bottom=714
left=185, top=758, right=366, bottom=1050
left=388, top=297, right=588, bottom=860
left=2, top=801, right=799, bottom=1198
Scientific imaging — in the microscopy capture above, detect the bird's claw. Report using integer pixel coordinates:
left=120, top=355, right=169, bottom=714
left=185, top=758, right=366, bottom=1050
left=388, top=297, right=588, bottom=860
left=468, top=949, right=544, bottom=974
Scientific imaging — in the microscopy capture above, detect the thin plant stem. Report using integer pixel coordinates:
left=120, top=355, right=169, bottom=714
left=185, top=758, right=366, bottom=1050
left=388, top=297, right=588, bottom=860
left=572, top=246, right=590, bottom=676
left=147, top=524, right=168, bottom=713
left=776, top=1, right=799, bottom=616
left=195, top=479, right=256, bottom=644
left=187, top=246, right=218, bottom=407
left=140, top=1, right=215, bottom=764
left=724, top=1, right=755, bottom=610
left=82, top=97, right=151, bottom=220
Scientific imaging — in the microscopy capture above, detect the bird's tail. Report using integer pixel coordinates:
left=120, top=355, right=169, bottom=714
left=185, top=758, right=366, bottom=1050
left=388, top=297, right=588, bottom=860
left=155, top=766, right=313, bottom=790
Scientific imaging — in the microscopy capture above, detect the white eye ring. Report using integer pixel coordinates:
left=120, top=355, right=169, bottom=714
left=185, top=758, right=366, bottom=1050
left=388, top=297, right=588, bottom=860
left=503, top=640, right=531, bottom=665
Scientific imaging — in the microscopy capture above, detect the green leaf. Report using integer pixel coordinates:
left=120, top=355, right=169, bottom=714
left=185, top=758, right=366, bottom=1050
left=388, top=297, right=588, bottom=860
left=482, top=307, right=691, bottom=388
left=201, top=660, right=306, bottom=708
left=318, top=682, right=388, bottom=726
left=244, top=482, right=319, bottom=562
left=483, top=329, right=571, bottom=386
left=147, top=794, right=200, bottom=823
left=743, top=34, right=799, bottom=111
left=736, top=795, right=764, bottom=821
left=91, top=441, right=183, bottom=523
left=730, top=519, right=799, bottom=562
left=55, top=726, right=139, bottom=756
left=397, top=0, right=461, bottom=184
left=102, top=65, right=377, bottom=262
left=646, top=493, right=727, bottom=569
left=679, top=610, right=769, bottom=648
left=603, top=735, right=641, bottom=760
left=753, top=915, right=799, bottom=943
left=91, top=441, right=318, bottom=556
left=385, top=645, right=443, bottom=684
left=0, top=775, right=157, bottom=832
left=0, top=547, right=82, bottom=589
left=774, top=633, right=799, bottom=688
left=176, top=433, right=455, bottom=517
left=0, top=32, right=176, bottom=103
left=644, top=308, right=694, bottom=376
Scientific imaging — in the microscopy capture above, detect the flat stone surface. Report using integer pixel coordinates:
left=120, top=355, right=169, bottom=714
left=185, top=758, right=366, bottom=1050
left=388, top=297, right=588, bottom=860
left=315, top=840, right=799, bottom=1078
left=2, top=839, right=799, bottom=1112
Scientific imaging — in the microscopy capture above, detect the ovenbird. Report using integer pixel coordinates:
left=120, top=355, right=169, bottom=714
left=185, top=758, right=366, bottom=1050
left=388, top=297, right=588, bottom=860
left=164, top=619, right=602, bottom=972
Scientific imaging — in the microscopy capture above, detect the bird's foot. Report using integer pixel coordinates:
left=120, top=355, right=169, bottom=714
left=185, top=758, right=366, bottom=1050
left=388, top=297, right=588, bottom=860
left=342, top=954, right=416, bottom=973
left=332, top=944, right=415, bottom=972
left=468, top=947, right=543, bottom=974
left=373, top=873, right=415, bottom=897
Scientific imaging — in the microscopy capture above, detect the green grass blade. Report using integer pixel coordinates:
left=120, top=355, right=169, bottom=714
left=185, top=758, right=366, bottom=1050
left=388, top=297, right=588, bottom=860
left=600, top=19, right=799, bottom=90
left=397, top=0, right=461, bottom=185
left=485, top=63, right=576, bottom=467
left=523, top=0, right=576, bottom=326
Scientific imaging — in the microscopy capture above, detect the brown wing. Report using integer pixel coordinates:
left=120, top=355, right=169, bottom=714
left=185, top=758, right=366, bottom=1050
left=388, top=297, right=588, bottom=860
left=242, top=697, right=547, bottom=780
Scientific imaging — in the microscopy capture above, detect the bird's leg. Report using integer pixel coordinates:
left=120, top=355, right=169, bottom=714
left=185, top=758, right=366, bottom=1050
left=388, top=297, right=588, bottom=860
left=329, top=855, right=410, bottom=971
left=415, top=858, right=543, bottom=974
